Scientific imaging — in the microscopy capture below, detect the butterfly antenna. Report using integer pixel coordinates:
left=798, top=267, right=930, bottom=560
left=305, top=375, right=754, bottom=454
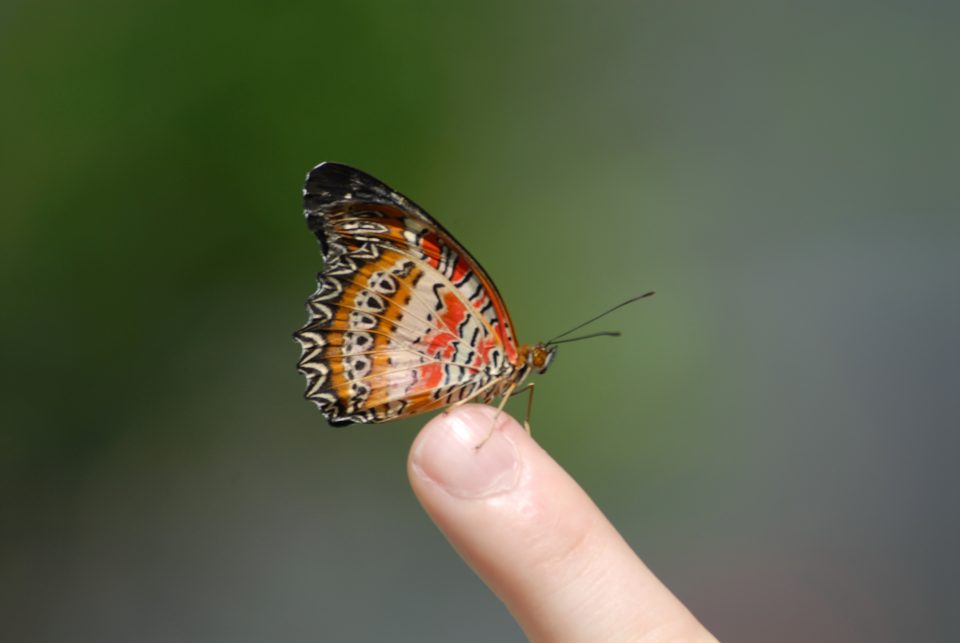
left=546, top=291, right=655, bottom=345
left=546, top=331, right=622, bottom=345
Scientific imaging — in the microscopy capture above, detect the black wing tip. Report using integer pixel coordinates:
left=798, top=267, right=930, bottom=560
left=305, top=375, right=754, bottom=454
left=304, top=162, right=382, bottom=197
left=305, top=161, right=354, bottom=181
left=303, top=161, right=402, bottom=220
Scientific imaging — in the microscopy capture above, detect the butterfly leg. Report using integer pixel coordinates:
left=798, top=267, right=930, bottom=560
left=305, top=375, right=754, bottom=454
left=509, top=382, right=536, bottom=435
left=474, top=381, right=518, bottom=451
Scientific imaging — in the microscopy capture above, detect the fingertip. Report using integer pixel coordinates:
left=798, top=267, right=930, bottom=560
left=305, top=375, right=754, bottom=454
left=409, top=405, right=523, bottom=499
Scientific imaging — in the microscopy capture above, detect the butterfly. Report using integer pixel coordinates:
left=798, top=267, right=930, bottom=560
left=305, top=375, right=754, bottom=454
left=294, top=162, right=652, bottom=428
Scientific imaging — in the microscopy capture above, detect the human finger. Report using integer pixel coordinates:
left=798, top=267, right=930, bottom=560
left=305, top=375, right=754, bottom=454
left=408, top=404, right=717, bottom=643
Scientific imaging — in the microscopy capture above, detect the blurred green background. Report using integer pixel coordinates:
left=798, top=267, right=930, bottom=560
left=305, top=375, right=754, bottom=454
left=3, top=1, right=958, bottom=641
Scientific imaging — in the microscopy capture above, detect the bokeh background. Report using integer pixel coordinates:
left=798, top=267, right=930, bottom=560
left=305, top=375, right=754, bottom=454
left=3, top=1, right=958, bottom=641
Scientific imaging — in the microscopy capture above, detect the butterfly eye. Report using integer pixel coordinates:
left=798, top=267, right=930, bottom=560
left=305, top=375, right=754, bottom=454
left=538, top=347, right=557, bottom=374
left=528, top=345, right=556, bottom=374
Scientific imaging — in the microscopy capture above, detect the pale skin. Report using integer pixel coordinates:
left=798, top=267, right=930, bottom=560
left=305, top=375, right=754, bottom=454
left=408, top=404, right=719, bottom=643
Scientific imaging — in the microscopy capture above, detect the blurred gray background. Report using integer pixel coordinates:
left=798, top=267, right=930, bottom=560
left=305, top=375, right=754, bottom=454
left=2, top=1, right=958, bottom=641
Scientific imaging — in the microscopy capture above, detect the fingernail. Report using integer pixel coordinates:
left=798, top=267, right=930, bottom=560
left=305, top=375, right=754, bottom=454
left=412, top=406, right=521, bottom=498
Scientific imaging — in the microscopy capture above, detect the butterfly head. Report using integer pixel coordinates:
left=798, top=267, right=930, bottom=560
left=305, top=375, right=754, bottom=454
left=527, top=343, right=558, bottom=375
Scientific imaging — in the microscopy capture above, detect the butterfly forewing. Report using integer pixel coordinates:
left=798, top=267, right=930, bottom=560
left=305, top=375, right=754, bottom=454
left=295, top=163, right=522, bottom=424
